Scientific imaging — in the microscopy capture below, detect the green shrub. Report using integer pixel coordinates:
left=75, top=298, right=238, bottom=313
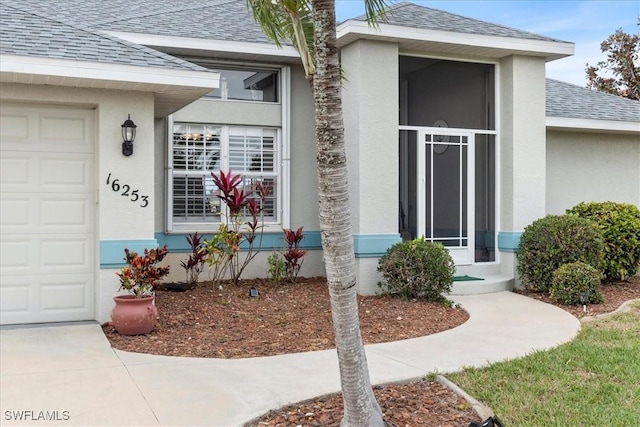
left=550, top=262, right=603, bottom=305
left=377, top=238, right=455, bottom=303
left=267, top=253, right=286, bottom=283
left=566, top=201, right=640, bottom=281
left=516, top=215, right=604, bottom=292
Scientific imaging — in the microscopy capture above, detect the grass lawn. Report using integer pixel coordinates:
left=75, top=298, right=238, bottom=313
left=448, top=301, right=640, bottom=426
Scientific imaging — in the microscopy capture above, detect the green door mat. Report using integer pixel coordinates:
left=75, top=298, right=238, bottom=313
left=452, top=275, right=484, bottom=281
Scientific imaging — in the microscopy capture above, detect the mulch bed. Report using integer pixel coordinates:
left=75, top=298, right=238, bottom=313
left=101, top=275, right=639, bottom=427
left=102, top=277, right=469, bottom=359
left=515, top=275, right=640, bottom=318
left=249, top=380, right=480, bottom=427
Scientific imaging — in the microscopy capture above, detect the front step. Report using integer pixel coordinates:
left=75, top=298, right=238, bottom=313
left=449, top=274, right=514, bottom=295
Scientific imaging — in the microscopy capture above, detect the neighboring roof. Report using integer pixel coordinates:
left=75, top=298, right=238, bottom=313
left=0, top=3, right=208, bottom=72
left=546, top=79, right=640, bottom=134
left=354, top=2, right=566, bottom=43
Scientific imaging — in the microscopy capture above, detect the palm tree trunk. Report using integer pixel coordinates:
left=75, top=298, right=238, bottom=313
left=310, top=1, right=384, bottom=425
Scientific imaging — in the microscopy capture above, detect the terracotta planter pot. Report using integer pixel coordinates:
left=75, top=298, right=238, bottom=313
left=111, top=295, right=157, bottom=335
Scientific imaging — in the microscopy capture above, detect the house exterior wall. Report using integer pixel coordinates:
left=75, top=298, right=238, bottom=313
left=498, top=55, right=547, bottom=277
left=546, top=130, right=640, bottom=213
left=341, top=39, right=401, bottom=294
left=152, top=64, right=325, bottom=283
left=0, top=82, right=156, bottom=323
left=288, top=65, right=321, bottom=231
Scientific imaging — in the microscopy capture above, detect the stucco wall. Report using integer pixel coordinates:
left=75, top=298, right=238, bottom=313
left=499, top=55, right=547, bottom=231
left=288, top=64, right=320, bottom=230
left=341, top=39, right=400, bottom=294
left=172, top=98, right=281, bottom=127
left=546, top=130, right=640, bottom=213
left=498, top=55, right=546, bottom=278
left=342, top=39, right=400, bottom=235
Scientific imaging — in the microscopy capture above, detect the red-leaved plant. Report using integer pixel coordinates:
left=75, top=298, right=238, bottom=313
left=282, top=226, right=307, bottom=282
left=180, top=232, right=206, bottom=285
left=116, top=246, right=170, bottom=298
left=204, top=170, right=271, bottom=284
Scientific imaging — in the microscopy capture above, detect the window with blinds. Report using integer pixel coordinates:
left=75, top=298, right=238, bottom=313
left=169, top=123, right=280, bottom=229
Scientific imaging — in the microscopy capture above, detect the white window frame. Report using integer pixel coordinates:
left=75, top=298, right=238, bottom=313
left=165, top=65, right=291, bottom=234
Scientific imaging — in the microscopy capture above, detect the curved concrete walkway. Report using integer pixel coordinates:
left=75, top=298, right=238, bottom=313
left=0, top=292, right=580, bottom=426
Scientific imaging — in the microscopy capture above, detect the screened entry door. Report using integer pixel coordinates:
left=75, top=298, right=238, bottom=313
left=417, top=130, right=474, bottom=265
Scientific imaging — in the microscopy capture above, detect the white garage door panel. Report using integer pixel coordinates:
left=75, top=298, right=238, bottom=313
left=0, top=103, right=95, bottom=325
left=1, top=195, right=92, bottom=234
left=41, top=156, right=91, bottom=188
left=0, top=275, right=93, bottom=324
left=40, top=197, right=92, bottom=230
left=41, top=238, right=91, bottom=269
left=0, top=153, right=92, bottom=193
left=0, top=198, right=31, bottom=227
left=0, top=107, right=94, bottom=153
left=1, top=235, right=92, bottom=273
left=0, top=114, right=30, bottom=141
left=40, top=280, right=90, bottom=310
left=0, top=282, right=30, bottom=313
left=0, top=155, right=30, bottom=186
left=0, top=239, right=31, bottom=269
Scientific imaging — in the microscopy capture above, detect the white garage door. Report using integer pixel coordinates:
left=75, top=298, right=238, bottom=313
left=0, top=104, right=96, bottom=325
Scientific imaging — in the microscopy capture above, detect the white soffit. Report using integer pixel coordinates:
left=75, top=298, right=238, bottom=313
left=105, top=31, right=301, bottom=63
left=337, top=21, right=574, bottom=61
left=0, top=54, right=220, bottom=117
left=546, top=117, right=640, bottom=135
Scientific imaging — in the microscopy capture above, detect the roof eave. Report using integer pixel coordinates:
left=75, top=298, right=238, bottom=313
left=337, top=20, right=574, bottom=61
left=104, top=31, right=301, bottom=64
left=546, top=116, right=640, bottom=135
left=0, top=54, right=219, bottom=117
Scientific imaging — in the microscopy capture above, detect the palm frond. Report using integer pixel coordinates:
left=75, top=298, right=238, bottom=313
left=363, top=0, right=389, bottom=28
left=247, top=0, right=315, bottom=78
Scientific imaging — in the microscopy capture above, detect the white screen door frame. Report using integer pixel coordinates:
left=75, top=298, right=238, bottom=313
left=417, top=129, right=475, bottom=265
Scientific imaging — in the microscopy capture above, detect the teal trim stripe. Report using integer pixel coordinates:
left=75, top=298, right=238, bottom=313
left=100, top=239, right=159, bottom=268
left=154, top=231, right=323, bottom=252
left=498, top=231, right=522, bottom=253
left=353, top=234, right=402, bottom=258
left=101, top=233, right=400, bottom=267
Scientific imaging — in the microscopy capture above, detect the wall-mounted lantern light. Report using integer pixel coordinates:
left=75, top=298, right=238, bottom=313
left=121, top=114, right=137, bottom=156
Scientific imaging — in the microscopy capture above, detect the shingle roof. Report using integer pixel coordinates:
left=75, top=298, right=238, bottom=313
left=546, top=79, right=640, bottom=123
left=95, top=1, right=276, bottom=44
left=352, top=2, right=567, bottom=43
left=6, top=0, right=632, bottom=126
left=4, top=0, right=276, bottom=45
left=0, top=2, right=209, bottom=72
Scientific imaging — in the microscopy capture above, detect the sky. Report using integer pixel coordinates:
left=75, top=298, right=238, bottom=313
left=335, top=0, right=639, bottom=87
